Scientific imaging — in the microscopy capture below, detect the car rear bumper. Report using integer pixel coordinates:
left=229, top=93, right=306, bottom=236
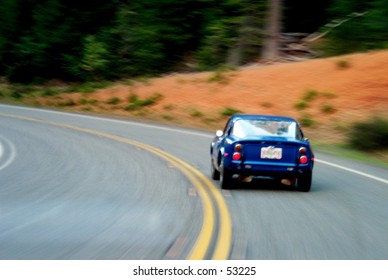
left=226, top=160, right=312, bottom=178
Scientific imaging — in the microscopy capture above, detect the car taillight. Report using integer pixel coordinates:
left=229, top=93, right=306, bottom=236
left=233, top=152, right=242, bottom=160
left=299, top=147, right=307, bottom=155
left=233, top=144, right=243, bottom=160
left=235, top=144, right=243, bottom=152
left=299, top=155, right=308, bottom=164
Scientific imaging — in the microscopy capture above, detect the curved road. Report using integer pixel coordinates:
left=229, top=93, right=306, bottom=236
left=1, top=104, right=388, bottom=259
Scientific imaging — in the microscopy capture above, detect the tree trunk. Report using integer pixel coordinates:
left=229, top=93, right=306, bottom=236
left=261, top=0, right=282, bottom=60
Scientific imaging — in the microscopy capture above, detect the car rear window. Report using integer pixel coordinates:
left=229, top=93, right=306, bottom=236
left=231, top=119, right=298, bottom=138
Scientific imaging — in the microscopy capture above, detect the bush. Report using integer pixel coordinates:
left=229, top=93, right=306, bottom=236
left=221, top=107, right=242, bottom=116
left=294, top=101, right=308, bottom=110
left=124, top=93, right=163, bottom=111
left=299, top=116, right=315, bottom=127
left=65, top=81, right=112, bottom=93
left=41, top=88, right=62, bottom=97
left=349, top=118, right=388, bottom=151
left=321, top=104, right=336, bottom=114
left=106, top=97, right=121, bottom=105
left=79, top=98, right=98, bottom=105
left=335, top=60, right=351, bottom=69
left=207, top=70, right=229, bottom=84
left=303, top=90, right=319, bottom=102
left=57, top=99, right=76, bottom=107
left=189, top=109, right=204, bottom=118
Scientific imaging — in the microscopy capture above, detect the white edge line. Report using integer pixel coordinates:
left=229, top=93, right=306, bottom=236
left=1, top=104, right=387, bottom=184
left=315, top=159, right=388, bottom=185
left=0, top=104, right=213, bottom=138
left=0, top=136, right=17, bottom=171
left=0, top=140, right=3, bottom=159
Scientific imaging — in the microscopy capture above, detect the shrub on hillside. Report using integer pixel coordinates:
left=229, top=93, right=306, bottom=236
left=349, top=118, right=388, bottom=151
left=221, top=107, right=242, bottom=116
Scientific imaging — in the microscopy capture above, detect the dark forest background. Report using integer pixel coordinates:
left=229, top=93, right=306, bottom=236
left=1, top=0, right=387, bottom=83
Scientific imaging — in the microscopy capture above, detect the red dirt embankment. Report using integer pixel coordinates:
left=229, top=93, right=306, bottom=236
left=40, top=50, right=388, bottom=145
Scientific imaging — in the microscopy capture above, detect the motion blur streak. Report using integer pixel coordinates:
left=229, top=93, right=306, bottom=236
left=0, top=135, right=17, bottom=171
left=0, top=112, right=232, bottom=260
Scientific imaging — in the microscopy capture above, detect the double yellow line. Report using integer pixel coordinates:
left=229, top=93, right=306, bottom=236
left=0, top=112, right=232, bottom=260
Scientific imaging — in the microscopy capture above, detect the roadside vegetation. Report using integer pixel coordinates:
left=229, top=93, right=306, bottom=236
left=1, top=1, right=388, bottom=84
left=349, top=118, right=388, bottom=151
left=1, top=1, right=388, bottom=164
left=293, top=89, right=338, bottom=127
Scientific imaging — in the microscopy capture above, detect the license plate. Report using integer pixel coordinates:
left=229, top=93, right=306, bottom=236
left=261, top=146, right=282, bottom=159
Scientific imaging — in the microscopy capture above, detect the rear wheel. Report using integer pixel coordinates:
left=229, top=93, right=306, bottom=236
left=220, top=159, right=233, bottom=189
left=298, top=172, right=312, bottom=192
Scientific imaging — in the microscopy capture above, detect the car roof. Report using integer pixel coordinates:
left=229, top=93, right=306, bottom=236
left=229, top=114, right=297, bottom=123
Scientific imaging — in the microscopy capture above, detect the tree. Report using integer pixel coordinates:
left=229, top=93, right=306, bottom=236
left=2, top=0, right=386, bottom=83
left=80, top=35, right=110, bottom=81
left=0, top=0, right=19, bottom=75
left=366, top=0, right=388, bottom=47
left=196, top=0, right=267, bottom=69
left=6, top=0, right=66, bottom=82
left=322, top=0, right=388, bottom=55
left=227, top=0, right=267, bottom=66
left=4, top=0, right=116, bottom=82
left=261, top=0, right=282, bottom=60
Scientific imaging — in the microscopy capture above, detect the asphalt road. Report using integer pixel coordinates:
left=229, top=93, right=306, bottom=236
left=1, top=104, right=388, bottom=260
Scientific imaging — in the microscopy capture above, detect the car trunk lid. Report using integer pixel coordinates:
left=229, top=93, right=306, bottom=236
left=239, top=137, right=300, bottom=165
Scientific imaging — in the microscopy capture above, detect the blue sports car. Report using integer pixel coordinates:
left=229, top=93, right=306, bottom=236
left=210, top=114, right=314, bottom=191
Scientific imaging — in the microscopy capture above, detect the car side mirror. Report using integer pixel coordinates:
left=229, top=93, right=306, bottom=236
left=216, top=130, right=223, bottom=137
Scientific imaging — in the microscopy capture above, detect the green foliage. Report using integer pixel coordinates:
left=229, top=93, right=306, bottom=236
left=11, top=91, right=23, bottom=99
left=41, top=88, right=62, bottom=97
left=300, top=115, right=316, bottom=127
left=80, top=35, right=110, bottom=81
left=328, top=0, right=373, bottom=17
left=321, top=104, right=336, bottom=114
left=294, top=101, right=308, bottom=110
left=162, top=115, right=174, bottom=121
left=295, top=89, right=338, bottom=112
left=208, top=70, right=229, bottom=84
left=196, top=20, right=237, bottom=70
left=195, top=0, right=266, bottom=69
left=189, top=108, right=204, bottom=118
left=57, top=99, right=76, bottom=107
left=3, top=0, right=387, bottom=82
left=221, top=107, right=243, bottom=116
left=294, top=90, right=320, bottom=110
left=106, top=97, right=121, bottom=105
left=81, top=106, right=93, bottom=112
left=335, top=59, right=351, bottom=69
left=323, top=0, right=388, bottom=55
left=125, top=93, right=163, bottom=111
left=349, top=117, right=388, bottom=151
left=65, top=81, right=113, bottom=93
left=79, top=98, right=98, bottom=105
left=3, top=0, right=116, bottom=82
left=303, top=90, right=319, bottom=102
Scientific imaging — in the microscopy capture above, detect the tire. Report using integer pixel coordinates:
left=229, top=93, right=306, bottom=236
left=220, top=159, right=233, bottom=189
left=211, top=159, right=220, bottom=180
left=297, top=172, right=312, bottom=192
